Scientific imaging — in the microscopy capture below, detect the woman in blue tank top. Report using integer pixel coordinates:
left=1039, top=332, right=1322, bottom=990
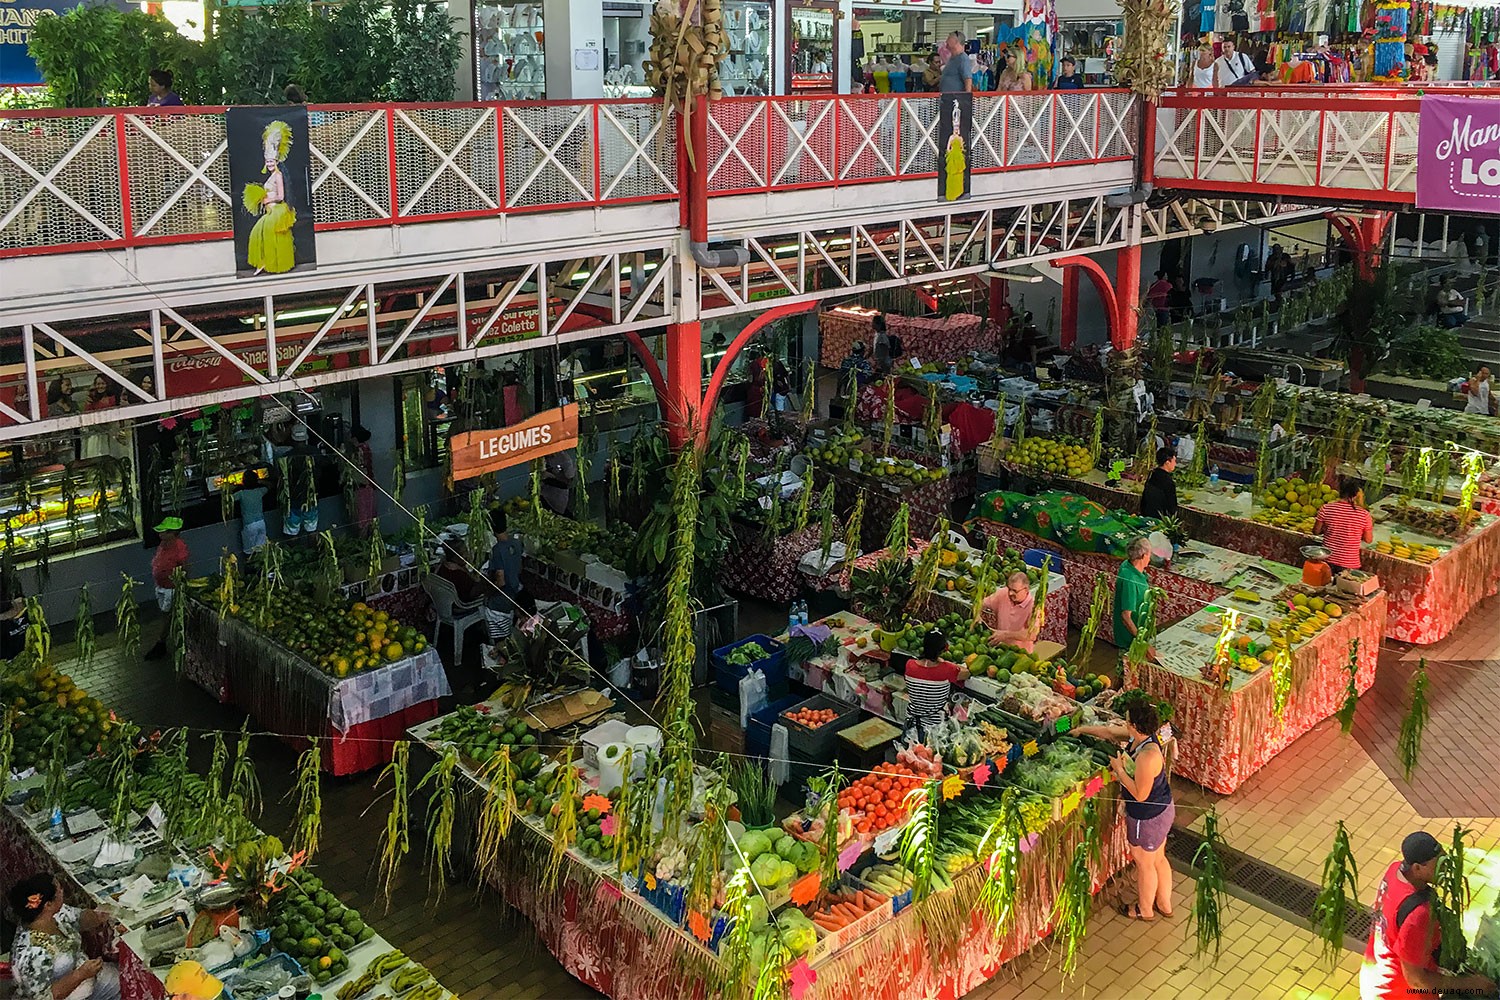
left=1076, top=700, right=1175, bottom=920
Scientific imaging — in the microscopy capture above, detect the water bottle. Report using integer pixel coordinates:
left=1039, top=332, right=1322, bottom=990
left=947, top=362, right=958, bottom=377
left=49, top=806, right=63, bottom=840
left=798, top=600, right=810, bottom=626
left=789, top=607, right=799, bottom=633
left=1209, top=464, right=1220, bottom=486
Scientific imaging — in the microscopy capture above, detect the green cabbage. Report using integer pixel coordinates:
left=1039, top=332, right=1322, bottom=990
left=738, top=830, right=772, bottom=861
left=751, top=852, right=784, bottom=888
left=774, top=834, right=798, bottom=860
left=793, top=842, right=820, bottom=874
left=778, top=915, right=818, bottom=957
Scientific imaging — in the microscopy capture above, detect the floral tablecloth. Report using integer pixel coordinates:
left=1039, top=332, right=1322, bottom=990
left=0, top=808, right=165, bottom=1000
left=846, top=542, right=1070, bottom=648
left=521, top=570, right=633, bottom=642
left=1126, top=591, right=1386, bottom=794
left=818, top=311, right=993, bottom=369
left=720, top=523, right=823, bottom=604
left=487, top=791, right=1128, bottom=1000
left=967, top=520, right=1224, bottom=630
left=1044, top=472, right=1500, bottom=646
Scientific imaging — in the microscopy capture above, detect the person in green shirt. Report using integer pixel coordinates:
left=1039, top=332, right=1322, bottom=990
left=1113, top=536, right=1154, bottom=653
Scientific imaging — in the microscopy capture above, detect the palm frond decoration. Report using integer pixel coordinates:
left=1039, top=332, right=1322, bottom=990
left=288, top=740, right=322, bottom=861
left=229, top=720, right=261, bottom=821
left=687, top=759, right=731, bottom=919
left=1397, top=658, right=1429, bottom=781
left=1310, top=820, right=1359, bottom=968
left=23, top=597, right=49, bottom=664
left=1027, top=553, right=1052, bottom=636
left=105, top=721, right=140, bottom=837
left=1051, top=797, right=1100, bottom=978
left=898, top=781, right=940, bottom=901
left=841, top=493, right=866, bottom=562
left=974, top=786, right=1025, bottom=937
left=373, top=740, right=411, bottom=909
left=1435, top=823, right=1473, bottom=969
left=843, top=370, right=859, bottom=435
left=909, top=523, right=947, bottom=608
left=159, top=730, right=195, bottom=846
left=1189, top=807, right=1229, bottom=960
left=816, top=766, right=845, bottom=892
left=970, top=544, right=997, bottom=624
left=883, top=502, right=911, bottom=559
left=792, top=473, right=813, bottom=532
left=203, top=730, right=230, bottom=845
left=800, top=360, right=817, bottom=424
left=75, top=584, right=95, bottom=669
left=816, top=480, right=839, bottom=563
left=544, top=748, right=580, bottom=892
left=1125, top=586, right=1163, bottom=670
left=1336, top=638, right=1361, bottom=734
left=762, top=451, right=787, bottom=544
left=416, top=745, right=459, bottom=902
left=473, top=746, right=517, bottom=879
left=1074, top=576, right=1109, bottom=669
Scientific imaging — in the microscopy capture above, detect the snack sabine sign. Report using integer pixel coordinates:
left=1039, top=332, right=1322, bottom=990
left=449, top=404, right=579, bottom=481
left=1417, top=93, right=1500, bottom=213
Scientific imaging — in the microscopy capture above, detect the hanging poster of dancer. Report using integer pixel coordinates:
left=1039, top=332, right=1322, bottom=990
left=227, top=105, right=316, bottom=278
left=937, top=92, right=973, bottom=203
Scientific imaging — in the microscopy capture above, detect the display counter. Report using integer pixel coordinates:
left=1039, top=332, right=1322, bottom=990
left=720, top=522, right=823, bottom=605
left=184, top=600, right=449, bottom=775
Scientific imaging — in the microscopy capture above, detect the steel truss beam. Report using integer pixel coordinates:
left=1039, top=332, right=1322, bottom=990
left=0, top=247, right=675, bottom=441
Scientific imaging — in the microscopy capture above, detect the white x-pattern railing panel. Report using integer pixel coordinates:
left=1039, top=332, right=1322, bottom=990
left=1152, top=92, right=1423, bottom=202
left=705, top=91, right=1139, bottom=194
left=1140, top=197, right=1320, bottom=243
left=698, top=196, right=1134, bottom=316
left=0, top=245, right=676, bottom=438
left=0, top=99, right=679, bottom=257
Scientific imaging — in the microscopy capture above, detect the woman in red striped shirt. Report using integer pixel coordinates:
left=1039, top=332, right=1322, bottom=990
left=1314, top=479, right=1374, bottom=573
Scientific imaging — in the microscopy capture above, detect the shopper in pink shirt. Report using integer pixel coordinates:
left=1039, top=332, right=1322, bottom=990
left=983, top=570, right=1039, bottom=652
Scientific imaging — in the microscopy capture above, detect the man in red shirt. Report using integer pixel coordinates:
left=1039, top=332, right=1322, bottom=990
left=1314, top=479, right=1374, bottom=574
left=1146, top=271, right=1173, bottom=327
left=145, top=517, right=190, bottom=661
left=1361, top=831, right=1496, bottom=999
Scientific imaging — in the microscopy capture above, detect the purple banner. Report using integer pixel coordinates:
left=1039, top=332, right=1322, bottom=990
left=1417, top=93, right=1500, bottom=213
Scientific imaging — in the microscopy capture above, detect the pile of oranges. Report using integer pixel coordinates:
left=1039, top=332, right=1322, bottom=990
left=836, top=762, right=924, bottom=835
left=783, top=706, right=841, bottom=729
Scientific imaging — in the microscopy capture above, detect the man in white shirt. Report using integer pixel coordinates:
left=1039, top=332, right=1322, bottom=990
left=1214, top=37, right=1255, bottom=86
left=1466, top=367, right=1494, bottom=414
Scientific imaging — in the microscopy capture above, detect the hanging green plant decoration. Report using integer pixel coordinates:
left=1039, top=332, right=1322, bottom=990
left=23, top=596, right=50, bottom=665
left=800, top=359, right=817, bottom=425
left=416, top=745, right=459, bottom=901
left=288, top=739, right=322, bottom=861
left=815, top=766, right=845, bottom=892
left=898, top=780, right=940, bottom=901
left=816, top=480, right=839, bottom=563
left=1397, top=658, right=1429, bottom=781
left=372, top=740, right=411, bottom=909
left=841, top=493, right=866, bottom=563
left=687, top=760, right=731, bottom=921
left=114, top=575, right=141, bottom=659
left=474, top=746, right=517, bottom=878
left=544, top=747, right=580, bottom=891
left=75, top=584, right=96, bottom=670
left=1189, top=807, right=1229, bottom=960
left=229, top=720, right=261, bottom=822
left=106, top=721, right=141, bottom=837
left=1435, top=823, right=1473, bottom=969
left=1052, top=797, right=1101, bottom=979
left=883, top=502, right=911, bottom=559
left=975, top=786, right=1025, bottom=938
left=168, top=566, right=188, bottom=677
left=1310, top=820, right=1359, bottom=969
left=1336, top=638, right=1360, bottom=734
left=1074, top=576, right=1109, bottom=670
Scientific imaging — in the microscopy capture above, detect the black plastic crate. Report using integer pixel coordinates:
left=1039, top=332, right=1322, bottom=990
left=779, top=693, right=862, bottom=761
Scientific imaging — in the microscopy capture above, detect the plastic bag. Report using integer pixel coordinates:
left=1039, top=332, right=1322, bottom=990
left=740, top=668, right=768, bottom=729
left=769, top=723, right=790, bottom=786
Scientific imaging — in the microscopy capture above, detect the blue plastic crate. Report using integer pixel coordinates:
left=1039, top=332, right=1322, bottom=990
left=746, top=694, right=805, bottom=760
left=711, top=635, right=787, bottom=694
left=634, top=866, right=687, bottom=924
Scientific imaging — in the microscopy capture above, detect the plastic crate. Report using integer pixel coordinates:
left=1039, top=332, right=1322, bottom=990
left=711, top=635, right=787, bottom=694
left=710, top=673, right=790, bottom=715
left=779, top=693, right=862, bottom=761
left=746, top=694, right=803, bottom=761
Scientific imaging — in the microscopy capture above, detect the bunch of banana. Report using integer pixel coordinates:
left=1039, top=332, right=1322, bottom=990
left=336, top=970, right=379, bottom=1000
left=407, top=984, right=447, bottom=1000
left=369, top=951, right=409, bottom=978
left=392, top=965, right=432, bottom=995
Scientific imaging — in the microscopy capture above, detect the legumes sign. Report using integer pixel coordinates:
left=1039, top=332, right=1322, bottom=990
left=449, top=404, right=579, bottom=481
left=1417, top=93, right=1500, bottom=213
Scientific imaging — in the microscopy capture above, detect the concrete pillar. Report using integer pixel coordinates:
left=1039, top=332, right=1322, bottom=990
left=543, top=0, right=605, bottom=99
left=451, top=0, right=475, bottom=100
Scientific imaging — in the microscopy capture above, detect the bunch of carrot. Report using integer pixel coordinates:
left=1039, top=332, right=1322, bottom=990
left=806, top=889, right=887, bottom=932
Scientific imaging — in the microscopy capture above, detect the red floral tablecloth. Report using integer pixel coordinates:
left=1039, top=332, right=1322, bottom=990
left=967, top=520, right=1223, bottom=629
left=846, top=542, right=1070, bottom=648
left=0, top=808, right=166, bottom=1000
left=1125, top=591, right=1386, bottom=795
left=818, top=311, right=995, bottom=368
left=522, top=570, right=633, bottom=642
left=721, top=523, right=823, bottom=604
left=489, top=797, right=1128, bottom=1000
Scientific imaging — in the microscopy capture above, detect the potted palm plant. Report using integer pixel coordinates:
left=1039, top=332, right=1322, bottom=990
left=851, top=556, right=915, bottom=650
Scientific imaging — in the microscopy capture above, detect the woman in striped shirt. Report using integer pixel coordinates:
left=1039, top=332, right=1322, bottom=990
left=904, top=630, right=969, bottom=740
left=1314, top=479, right=1374, bottom=573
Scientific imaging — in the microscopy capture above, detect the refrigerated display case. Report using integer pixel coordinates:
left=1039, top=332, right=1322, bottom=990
left=475, top=2, right=547, bottom=100
left=0, top=456, right=137, bottom=563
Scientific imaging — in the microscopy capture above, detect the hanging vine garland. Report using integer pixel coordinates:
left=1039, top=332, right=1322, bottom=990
left=1189, top=807, right=1229, bottom=960
left=75, top=584, right=95, bottom=670
left=116, top=578, right=142, bottom=665
left=168, top=566, right=188, bottom=677
left=373, top=740, right=411, bottom=909
left=1310, top=820, right=1360, bottom=969
left=288, top=740, right=322, bottom=861
left=974, top=786, right=1025, bottom=938
left=474, top=747, right=517, bottom=878
left=1397, top=658, right=1430, bottom=781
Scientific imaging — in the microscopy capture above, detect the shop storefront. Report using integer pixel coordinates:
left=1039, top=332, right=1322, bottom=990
left=475, top=1, right=546, bottom=101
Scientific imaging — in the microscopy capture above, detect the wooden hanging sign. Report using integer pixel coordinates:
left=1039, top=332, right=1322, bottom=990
left=449, top=404, right=580, bottom=481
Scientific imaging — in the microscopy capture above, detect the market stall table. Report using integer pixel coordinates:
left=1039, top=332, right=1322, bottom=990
left=1127, top=588, right=1387, bottom=794
left=818, top=309, right=996, bottom=369
left=184, top=601, right=450, bottom=775
left=520, top=569, right=633, bottom=642
left=720, top=523, right=822, bottom=604
left=818, top=465, right=975, bottom=554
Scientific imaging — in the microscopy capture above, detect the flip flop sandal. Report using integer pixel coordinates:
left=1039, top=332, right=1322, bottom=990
left=1120, top=903, right=1157, bottom=921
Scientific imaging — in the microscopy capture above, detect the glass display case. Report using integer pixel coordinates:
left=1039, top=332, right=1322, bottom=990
left=788, top=1, right=838, bottom=92
left=0, top=455, right=137, bottom=563
left=604, top=2, right=655, bottom=98
left=475, top=2, right=546, bottom=101
left=721, top=0, right=773, bottom=96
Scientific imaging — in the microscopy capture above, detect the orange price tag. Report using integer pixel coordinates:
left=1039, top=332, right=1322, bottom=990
left=581, top=794, right=612, bottom=814
left=643, top=873, right=657, bottom=891
left=687, top=910, right=711, bottom=942
left=789, top=872, right=821, bottom=906
left=940, top=773, right=965, bottom=801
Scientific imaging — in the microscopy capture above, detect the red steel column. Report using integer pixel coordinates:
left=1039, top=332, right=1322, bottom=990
left=1059, top=267, right=1080, bottom=351
left=1114, top=241, right=1142, bottom=351
left=665, top=320, right=703, bottom=449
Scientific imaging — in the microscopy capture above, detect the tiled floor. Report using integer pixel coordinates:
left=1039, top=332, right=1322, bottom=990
left=37, top=589, right=1500, bottom=999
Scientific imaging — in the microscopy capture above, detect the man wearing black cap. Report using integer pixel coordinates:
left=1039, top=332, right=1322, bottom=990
left=1361, top=831, right=1497, bottom=999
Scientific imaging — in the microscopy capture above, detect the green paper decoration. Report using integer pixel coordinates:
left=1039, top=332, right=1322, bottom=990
left=1189, top=807, right=1229, bottom=960
left=1397, top=658, right=1429, bottom=782
left=1310, top=820, right=1359, bottom=969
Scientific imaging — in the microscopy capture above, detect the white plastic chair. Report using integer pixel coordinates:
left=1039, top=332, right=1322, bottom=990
left=421, top=574, right=487, bottom=665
